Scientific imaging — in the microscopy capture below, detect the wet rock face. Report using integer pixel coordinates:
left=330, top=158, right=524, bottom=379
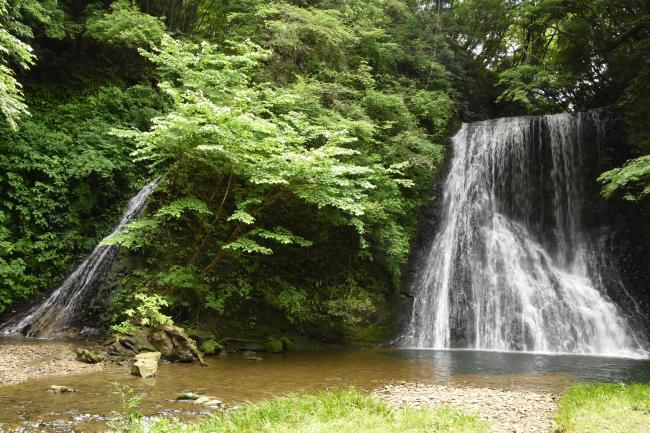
left=148, top=325, right=206, bottom=365
left=131, top=351, right=161, bottom=378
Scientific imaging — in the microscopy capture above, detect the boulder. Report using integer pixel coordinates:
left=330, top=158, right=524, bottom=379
left=76, top=348, right=102, bottom=364
left=200, top=339, right=224, bottom=356
left=131, top=351, right=161, bottom=378
left=264, top=339, right=283, bottom=353
left=148, top=325, right=206, bottom=365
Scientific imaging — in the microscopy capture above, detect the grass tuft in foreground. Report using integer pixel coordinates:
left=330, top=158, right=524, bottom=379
left=116, top=389, right=488, bottom=433
left=555, top=383, right=650, bottom=433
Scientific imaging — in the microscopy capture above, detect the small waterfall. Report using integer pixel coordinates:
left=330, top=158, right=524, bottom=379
left=406, top=112, right=647, bottom=357
left=0, top=179, right=160, bottom=338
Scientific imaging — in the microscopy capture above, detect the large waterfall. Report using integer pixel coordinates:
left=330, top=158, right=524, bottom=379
left=406, top=112, right=647, bottom=357
left=0, top=179, right=160, bottom=338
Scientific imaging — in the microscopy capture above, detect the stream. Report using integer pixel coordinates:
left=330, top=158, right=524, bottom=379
left=2, top=343, right=650, bottom=432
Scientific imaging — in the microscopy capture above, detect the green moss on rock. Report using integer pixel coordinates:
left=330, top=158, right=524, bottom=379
left=200, top=339, right=224, bottom=355
left=264, top=339, right=284, bottom=353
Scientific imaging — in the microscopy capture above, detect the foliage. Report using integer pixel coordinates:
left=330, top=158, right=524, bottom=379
left=96, top=1, right=456, bottom=336
left=555, top=383, right=650, bottom=433
left=109, top=382, right=144, bottom=433
left=0, top=0, right=64, bottom=128
left=599, top=156, right=650, bottom=201
left=86, top=0, right=166, bottom=49
left=111, top=293, right=173, bottom=333
left=0, top=84, right=165, bottom=314
left=115, top=389, right=488, bottom=433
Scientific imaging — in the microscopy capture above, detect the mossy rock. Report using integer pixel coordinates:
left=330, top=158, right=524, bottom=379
left=200, top=339, right=224, bottom=356
left=280, top=336, right=297, bottom=351
left=264, top=339, right=284, bottom=353
left=76, top=348, right=103, bottom=364
left=187, top=329, right=216, bottom=345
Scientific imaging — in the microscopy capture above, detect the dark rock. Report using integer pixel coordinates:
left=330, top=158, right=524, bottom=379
left=280, top=337, right=296, bottom=351
left=186, top=329, right=215, bottom=345
left=242, top=342, right=265, bottom=352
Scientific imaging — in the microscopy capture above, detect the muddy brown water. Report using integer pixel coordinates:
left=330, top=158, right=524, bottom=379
left=1, top=344, right=650, bottom=432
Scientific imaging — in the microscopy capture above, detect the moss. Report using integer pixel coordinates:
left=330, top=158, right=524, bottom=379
left=200, top=339, right=224, bottom=356
left=264, top=338, right=284, bottom=353
left=342, top=323, right=393, bottom=346
left=280, top=336, right=296, bottom=350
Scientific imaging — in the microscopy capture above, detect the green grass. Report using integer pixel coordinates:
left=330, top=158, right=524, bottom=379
left=119, top=389, right=488, bottom=433
left=555, top=383, right=650, bottom=433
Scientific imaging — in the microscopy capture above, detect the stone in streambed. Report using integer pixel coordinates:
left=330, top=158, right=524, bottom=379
left=242, top=350, right=262, bottom=361
left=49, top=385, right=76, bottom=393
left=131, top=351, right=161, bottom=378
left=76, top=348, right=103, bottom=364
left=194, top=396, right=224, bottom=408
left=176, top=391, right=201, bottom=401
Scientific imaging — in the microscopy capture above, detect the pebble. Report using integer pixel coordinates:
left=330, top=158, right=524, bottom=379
left=373, top=382, right=557, bottom=433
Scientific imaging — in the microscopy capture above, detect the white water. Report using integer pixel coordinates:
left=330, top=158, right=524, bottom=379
left=406, top=112, right=647, bottom=357
left=0, top=179, right=160, bottom=338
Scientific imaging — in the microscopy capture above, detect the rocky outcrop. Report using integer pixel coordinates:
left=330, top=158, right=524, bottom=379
left=148, top=325, right=206, bottom=365
left=131, top=351, right=161, bottom=378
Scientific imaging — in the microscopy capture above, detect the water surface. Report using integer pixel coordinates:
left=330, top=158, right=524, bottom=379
left=2, top=347, right=650, bottom=432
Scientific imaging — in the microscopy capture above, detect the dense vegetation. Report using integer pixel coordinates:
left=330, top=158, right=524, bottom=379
left=1, top=0, right=648, bottom=341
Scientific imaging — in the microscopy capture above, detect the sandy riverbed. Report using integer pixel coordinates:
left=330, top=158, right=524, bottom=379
left=0, top=340, right=104, bottom=385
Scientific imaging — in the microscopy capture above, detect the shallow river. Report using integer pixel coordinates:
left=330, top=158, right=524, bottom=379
left=2, top=346, right=650, bottom=432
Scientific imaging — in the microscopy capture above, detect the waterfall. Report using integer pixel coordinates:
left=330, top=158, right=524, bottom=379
left=406, top=112, right=648, bottom=357
left=0, top=179, right=160, bottom=338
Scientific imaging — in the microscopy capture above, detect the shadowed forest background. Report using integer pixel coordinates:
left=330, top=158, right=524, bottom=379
left=1, top=0, right=648, bottom=344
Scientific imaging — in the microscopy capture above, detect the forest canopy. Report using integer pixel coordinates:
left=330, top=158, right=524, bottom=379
left=0, top=0, right=648, bottom=340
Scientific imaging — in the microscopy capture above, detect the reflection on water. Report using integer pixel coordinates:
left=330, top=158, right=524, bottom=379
left=1, top=348, right=649, bottom=432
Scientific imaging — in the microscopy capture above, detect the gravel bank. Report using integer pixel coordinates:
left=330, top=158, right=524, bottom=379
left=374, top=382, right=558, bottom=433
left=0, top=340, right=104, bottom=385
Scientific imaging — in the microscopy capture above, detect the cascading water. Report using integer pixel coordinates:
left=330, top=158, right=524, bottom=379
left=406, top=111, right=647, bottom=357
left=0, top=179, right=160, bottom=338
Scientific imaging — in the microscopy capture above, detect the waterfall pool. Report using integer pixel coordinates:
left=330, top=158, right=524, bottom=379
left=1, top=345, right=649, bottom=432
